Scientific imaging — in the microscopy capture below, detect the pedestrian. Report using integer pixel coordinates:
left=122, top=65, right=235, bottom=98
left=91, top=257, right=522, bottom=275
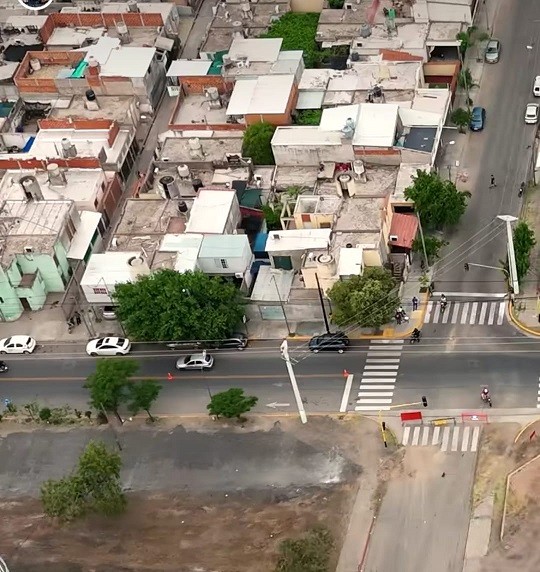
left=489, top=174, right=496, bottom=188
left=412, top=296, right=419, bottom=311
left=395, top=312, right=402, bottom=325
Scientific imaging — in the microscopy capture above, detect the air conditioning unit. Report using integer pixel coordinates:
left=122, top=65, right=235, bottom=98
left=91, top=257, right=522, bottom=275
left=235, top=272, right=244, bottom=279
left=344, top=2, right=353, bottom=8
left=389, top=235, right=398, bottom=242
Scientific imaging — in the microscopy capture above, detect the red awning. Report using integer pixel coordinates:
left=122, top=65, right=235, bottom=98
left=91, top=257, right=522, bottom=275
left=389, top=213, right=419, bottom=249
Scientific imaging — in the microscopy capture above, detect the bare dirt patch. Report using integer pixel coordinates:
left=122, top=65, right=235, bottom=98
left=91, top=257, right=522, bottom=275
left=0, top=415, right=385, bottom=572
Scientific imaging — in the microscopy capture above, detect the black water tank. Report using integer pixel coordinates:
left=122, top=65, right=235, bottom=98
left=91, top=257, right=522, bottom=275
left=85, top=89, right=96, bottom=101
left=178, top=200, right=188, bottom=213
left=192, top=178, right=203, bottom=193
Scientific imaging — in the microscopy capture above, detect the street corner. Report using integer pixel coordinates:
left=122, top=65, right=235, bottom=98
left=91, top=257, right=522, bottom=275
left=507, top=301, right=540, bottom=338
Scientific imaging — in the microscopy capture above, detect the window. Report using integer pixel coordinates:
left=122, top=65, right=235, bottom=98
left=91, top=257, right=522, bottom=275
left=220, top=259, right=228, bottom=269
left=93, top=287, right=108, bottom=295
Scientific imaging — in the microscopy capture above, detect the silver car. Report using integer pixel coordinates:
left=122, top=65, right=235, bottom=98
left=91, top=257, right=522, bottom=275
left=175, top=352, right=214, bottom=370
left=485, top=39, right=500, bottom=63
left=525, top=103, right=540, bottom=124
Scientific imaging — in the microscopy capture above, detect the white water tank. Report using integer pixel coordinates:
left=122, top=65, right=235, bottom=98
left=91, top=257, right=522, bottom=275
left=30, top=58, right=41, bottom=72
left=316, top=254, right=337, bottom=278
left=47, top=163, right=67, bottom=187
left=116, top=22, right=131, bottom=44
left=205, top=87, right=219, bottom=101
left=188, top=138, right=202, bottom=151
left=61, top=138, right=77, bottom=158
left=127, top=255, right=149, bottom=281
left=84, top=89, right=99, bottom=111
left=20, top=176, right=43, bottom=201
left=177, top=164, right=190, bottom=179
left=127, top=0, right=139, bottom=12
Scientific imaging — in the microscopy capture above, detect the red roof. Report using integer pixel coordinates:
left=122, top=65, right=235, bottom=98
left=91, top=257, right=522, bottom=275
left=389, top=213, right=419, bottom=249
left=380, top=49, right=424, bottom=62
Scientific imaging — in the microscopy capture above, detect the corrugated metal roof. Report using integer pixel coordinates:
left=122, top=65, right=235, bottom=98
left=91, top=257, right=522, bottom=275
left=389, top=213, right=418, bottom=249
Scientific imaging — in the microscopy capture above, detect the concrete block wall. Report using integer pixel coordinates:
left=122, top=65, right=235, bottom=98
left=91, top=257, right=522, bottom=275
left=0, top=157, right=101, bottom=170
left=180, top=76, right=234, bottom=96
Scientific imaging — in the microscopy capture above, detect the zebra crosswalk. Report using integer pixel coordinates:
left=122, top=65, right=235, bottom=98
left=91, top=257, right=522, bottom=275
left=424, top=300, right=506, bottom=326
left=354, top=340, right=403, bottom=411
left=402, top=424, right=481, bottom=453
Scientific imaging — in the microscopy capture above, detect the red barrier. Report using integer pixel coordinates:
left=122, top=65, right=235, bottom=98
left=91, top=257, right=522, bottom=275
left=461, top=413, right=489, bottom=423
left=401, top=411, right=422, bottom=423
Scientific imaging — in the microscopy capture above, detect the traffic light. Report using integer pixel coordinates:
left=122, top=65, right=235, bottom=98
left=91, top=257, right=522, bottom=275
left=422, top=396, right=428, bottom=407
left=464, top=263, right=470, bottom=271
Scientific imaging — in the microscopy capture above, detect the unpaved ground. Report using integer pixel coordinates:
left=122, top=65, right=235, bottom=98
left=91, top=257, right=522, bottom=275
left=473, top=421, right=540, bottom=572
left=0, top=415, right=387, bottom=572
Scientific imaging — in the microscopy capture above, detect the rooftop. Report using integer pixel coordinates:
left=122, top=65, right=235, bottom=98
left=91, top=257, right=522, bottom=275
left=185, top=189, right=237, bottom=234
left=200, top=29, right=235, bottom=55
left=294, top=194, right=341, bottom=216
left=210, top=2, right=288, bottom=31
left=80, top=251, right=151, bottom=288
left=227, top=37, right=282, bottom=62
left=351, top=23, right=428, bottom=55
left=48, top=94, right=138, bottom=124
left=427, top=22, right=464, bottom=44
left=334, top=197, right=385, bottom=233
left=411, top=88, right=451, bottom=117
left=226, top=75, right=295, bottom=116
left=392, top=163, right=430, bottom=202
left=223, top=50, right=303, bottom=79
left=265, top=228, right=332, bottom=253
left=172, top=94, right=230, bottom=127
left=389, top=213, right=418, bottom=249
left=272, top=126, right=344, bottom=147
left=353, top=103, right=399, bottom=147
left=156, top=233, right=203, bottom=273
left=159, top=134, right=244, bottom=163
left=167, top=60, right=213, bottom=77
left=326, top=62, right=422, bottom=92
left=99, top=46, right=157, bottom=78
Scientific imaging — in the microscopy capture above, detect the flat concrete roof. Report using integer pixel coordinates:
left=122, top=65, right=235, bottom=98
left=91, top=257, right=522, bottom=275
left=100, top=46, right=156, bottom=78
left=223, top=50, right=303, bottom=79
left=392, top=163, right=430, bottom=202
left=226, top=75, right=295, bottom=116
left=299, top=69, right=332, bottom=90
left=320, top=104, right=359, bottom=132
left=228, top=37, right=282, bottom=62
left=353, top=103, right=399, bottom=147
left=210, top=3, right=284, bottom=31
left=167, top=60, right=212, bottom=77
left=411, top=88, right=450, bottom=116
left=272, top=126, right=343, bottom=147
left=185, top=189, right=237, bottom=234
left=159, top=134, right=244, bottom=163
left=334, top=197, right=384, bottom=233
left=200, top=29, right=234, bottom=55
left=49, top=95, right=137, bottom=124
left=80, top=251, right=151, bottom=288
left=265, top=229, right=332, bottom=253
left=172, top=94, right=229, bottom=126
left=427, top=22, right=464, bottom=44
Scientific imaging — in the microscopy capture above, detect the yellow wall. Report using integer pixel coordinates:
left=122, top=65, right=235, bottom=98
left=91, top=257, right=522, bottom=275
left=294, top=213, right=334, bottom=229
left=291, top=0, right=324, bottom=12
left=363, top=249, right=382, bottom=267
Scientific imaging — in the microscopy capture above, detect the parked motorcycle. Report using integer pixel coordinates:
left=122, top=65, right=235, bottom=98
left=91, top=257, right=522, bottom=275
left=0, top=362, right=9, bottom=373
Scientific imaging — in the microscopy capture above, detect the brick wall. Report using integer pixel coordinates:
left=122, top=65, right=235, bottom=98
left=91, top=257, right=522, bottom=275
left=102, top=173, right=123, bottom=221
left=180, top=76, right=233, bottom=96
left=48, top=12, right=164, bottom=29
left=0, top=157, right=101, bottom=170
left=245, top=84, right=297, bottom=127
left=38, top=118, right=114, bottom=131
left=107, top=122, right=120, bottom=146
left=169, top=123, right=245, bottom=132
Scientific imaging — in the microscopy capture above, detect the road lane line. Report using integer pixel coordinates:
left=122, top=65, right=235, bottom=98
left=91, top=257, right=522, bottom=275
left=359, top=378, right=396, bottom=383
left=421, top=426, right=429, bottom=446
left=497, top=302, right=505, bottom=325
left=487, top=303, right=497, bottom=325
left=441, top=427, right=450, bottom=451
left=469, top=302, right=478, bottom=325
left=365, top=359, right=401, bottom=364
left=361, top=371, right=400, bottom=377
left=424, top=301, right=433, bottom=323
left=357, top=391, right=394, bottom=397
left=369, top=345, right=404, bottom=351
left=431, top=292, right=507, bottom=298
left=451, top=427, right=460, bottom=451
left=339, top=374, right=354, bottom=413
left=412, top=426, right=420, bottom=446
left=402, top=426, right=411, bottom=445
left=442, top=303, right=450, bottom=324
left=356, top=405, right=391, bottom=411
left=450, top=303, right=460, bottom=324
left=356, top=398, right=392, bottom=404
left=461, top=426, right=471, bottom=452
left=357, top=385, right=395, bottom=390
left=478, top=302, right=488, bottom=325
left=432, top=426, right=441, bottom=445
left=432, top=302, right=441, bottom=323
left=363, top=365, right=400, bottom=370
left=471, top=427, right=480, bottom=452
left=366, top=352, right=402, bottom=357
left=460, top=302, right=470, bottom=324
left=370, top=340, right=404, bottom=344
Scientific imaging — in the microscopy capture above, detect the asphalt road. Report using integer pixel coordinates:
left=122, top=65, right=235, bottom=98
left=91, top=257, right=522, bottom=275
left=437, top=0, right=540, bottom=295
left=1, top=335, right=539, bottom=415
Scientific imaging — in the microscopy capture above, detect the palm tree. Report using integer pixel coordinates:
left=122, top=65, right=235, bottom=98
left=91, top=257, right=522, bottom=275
left=450, top=107, right=473, bottom=133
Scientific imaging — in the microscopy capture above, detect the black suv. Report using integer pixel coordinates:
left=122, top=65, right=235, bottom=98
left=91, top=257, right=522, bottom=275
left=309, top=332, right=350, bottom=353
left=201, top=333, right=248, bottom=351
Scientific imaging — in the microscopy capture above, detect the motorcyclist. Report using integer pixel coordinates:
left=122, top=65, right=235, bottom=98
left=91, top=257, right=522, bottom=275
left=0, top=360, right=7, bottom=371
left=412, top=328, right=421, bottom=338
left=481, top=387, right=490, bottom=401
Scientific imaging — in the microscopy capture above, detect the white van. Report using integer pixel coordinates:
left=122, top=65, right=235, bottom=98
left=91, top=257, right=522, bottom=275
left=534, top=76, right=540, bottom=97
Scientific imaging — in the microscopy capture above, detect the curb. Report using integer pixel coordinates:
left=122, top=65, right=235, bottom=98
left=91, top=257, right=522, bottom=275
left=507, top=301, right=540, bottom=337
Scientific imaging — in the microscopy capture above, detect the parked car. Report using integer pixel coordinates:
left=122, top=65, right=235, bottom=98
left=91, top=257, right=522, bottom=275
left=484, top=39, right=500, bottom=63
left=533, top=76, right=540, bottom=97
left=525, top=103, right=540, bottom=124
left=175, top=352, right=214, bottom=370
left=469, top=107, right=486, bottom=131
left=308, top=332, right=350, bottom=353
left=102, top=306, right=117, bottom=320
left=0, top=336, right=36, bottom=354
left=86, top=337, right=131, bottom=356
left=200, top=333, right=248, bottom=351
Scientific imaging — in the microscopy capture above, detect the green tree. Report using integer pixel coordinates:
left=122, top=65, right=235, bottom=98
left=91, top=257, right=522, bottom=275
left=458, top=68, right=476, bottom=90
left=294, top=109, right=323, bottom=126
left=113, top=269, right=244, bottom=342
left=242, top=122, right=276, bottom=165
left=41, top=440, right=125, bottom=522
left=262, top=203, right=282, bottom=231
left=275, top=526, right=334, bottom=572
left=404, top=170, right=471, bottom=230
left=327, top=267, right=399, bottom=329
left=513, top=221, right=536, bottom=282
left=412, top=235, right=448, bottom=264
left=262, top=13, right=321, bottom=68
left=127, top=379, right=162, bottom=422
left=84, top=358, right=138, bottom=421
left=207, top=388, right=258, bottom=420
left=450, top=107, right=472, bottom=133
left=456, top=28, right=475, bottom=55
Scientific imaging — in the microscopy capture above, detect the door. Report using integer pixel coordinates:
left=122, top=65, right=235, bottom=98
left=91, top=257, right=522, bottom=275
left=20, top=298, right=31, bottom=311
left=272, top=256, right=293, bottom=271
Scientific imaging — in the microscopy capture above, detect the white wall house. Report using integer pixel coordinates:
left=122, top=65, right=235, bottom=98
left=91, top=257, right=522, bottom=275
left=81, top=251, right=150, bottom=304
left=265, top=229, right=332, bottom=270
left=185, top=189, right=242, bottom=235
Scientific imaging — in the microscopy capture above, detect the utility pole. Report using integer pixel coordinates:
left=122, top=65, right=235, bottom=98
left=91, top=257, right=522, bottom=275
left=497, top=215, right=519, bottom=295
left=280, top=339, right=307, bottom=424
left=314, top=273, right=331, bottom=335
left=272, top=274, right=291, bottom=335
left=416, top=213, right=429, bottom=270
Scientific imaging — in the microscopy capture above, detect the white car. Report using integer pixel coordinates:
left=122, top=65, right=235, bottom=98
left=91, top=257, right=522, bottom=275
left=525, top=103, right=540, bottom=124
left=534, top=76, right=540, bottom=97
left=86, top=337, right=131, bottom=356
left=0, top=335, right=36, bottom=354
left=175, top=352, right=214, bottom=370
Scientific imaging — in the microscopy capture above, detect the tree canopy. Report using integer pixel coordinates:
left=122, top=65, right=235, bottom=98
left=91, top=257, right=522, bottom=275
left=327, top=267, right=399, bottom=329
left=513, top=221, right=536, bottom=282
left=412, top=235, right=447, bottom=264
left=41, top=440, right=125, bottom=522
left=207, top=388, right=258, bottom=419
left=242, top=121, right=276, bottom=165
left=450, top=107, right=472, bottom=133
left=113, top=269, right=244, bottom=342
left=128, top=379, right=162, bottom=422
left=404, top=170, right=471, bottom=230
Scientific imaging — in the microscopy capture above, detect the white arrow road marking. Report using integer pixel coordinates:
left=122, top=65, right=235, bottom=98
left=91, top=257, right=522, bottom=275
left=266, top=402, right=290, bottom=409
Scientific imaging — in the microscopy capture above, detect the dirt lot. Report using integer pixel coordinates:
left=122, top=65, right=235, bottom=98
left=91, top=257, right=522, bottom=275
left=0, top=415, right=387, bottom=572
left=474, top=421, right=540, bottom=572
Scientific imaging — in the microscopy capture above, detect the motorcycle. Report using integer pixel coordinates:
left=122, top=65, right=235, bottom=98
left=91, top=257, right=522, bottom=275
left=409, top=331, right=421, bottom=344
left=481, top=388, right=492, bottom=407
left=0, top=363, right=9, bottom=373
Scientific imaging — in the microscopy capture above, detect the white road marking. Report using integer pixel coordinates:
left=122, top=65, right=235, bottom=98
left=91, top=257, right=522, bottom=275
left=424, top=301, right=433, bottom=323
left=412, top=426, right=421, bottom=446
left=487, top=303, right=497, bottom=325
left=478, top=302, right=488, bottom=325
left=357, top=385, right=395, bottom=390
left=432, top=426, right=441, bottom=445
left=451, top=427, right=460, bottom=451
left=461, top=426, right=471, bottom=452
left=469, top=302, right=478, bottom=324
left=471, top=426, right=480, bottom=452
left=339, top=374, right=354, bottom=413
left=365, top=358, right=401, bottom=364
left=360, top=378, right=396, bottom=383
left=433, top=302, right=441, bottom=323
left=362, top=371, right=400, bottom=377
left=441, top=427, right=451, bottom=452
left=402, top=426, right=411, bottom=445
left=432, top=292, right=507, bottom=298
left=363, top=365, right=400, bottom=370
left=356, top=398, right=393, bottom=404
left=367, top=351, right=402, bottom=357
left=421, top=426, right=429, bottom=446
left=450, top=302, right=460, bottom=324
left=355, top=405, right=391, bottom=411
left=442, top=303, right=450, bottom=324
left=460, top=302, right=470, bottom=324
left=357, top=391, right=394, bottom=397
left=370, top=340, right=404, bottom=344
left=497, top=302, right=505, bottom=325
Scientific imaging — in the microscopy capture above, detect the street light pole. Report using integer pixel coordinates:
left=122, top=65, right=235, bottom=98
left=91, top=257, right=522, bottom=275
left=497, top=215, right=519, bottom=295
left=280, top=339, right=307, bottom=424
left=272, top=275, right=291, bottom=335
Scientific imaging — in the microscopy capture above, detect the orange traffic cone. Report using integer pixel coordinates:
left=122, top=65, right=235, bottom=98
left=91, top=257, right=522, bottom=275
left=343, top=369, right=349, bottom=378
left=167, top=372, right=173, bottom=381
